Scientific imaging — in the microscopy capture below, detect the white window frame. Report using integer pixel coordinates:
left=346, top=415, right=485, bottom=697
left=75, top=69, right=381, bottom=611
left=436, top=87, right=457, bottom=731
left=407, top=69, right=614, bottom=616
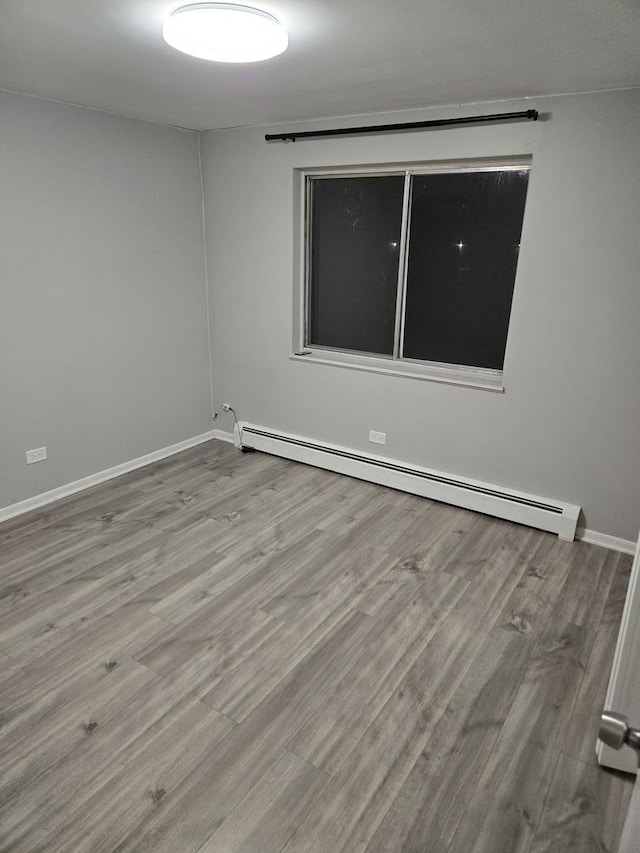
left=291, top=156, right=532, bottom=392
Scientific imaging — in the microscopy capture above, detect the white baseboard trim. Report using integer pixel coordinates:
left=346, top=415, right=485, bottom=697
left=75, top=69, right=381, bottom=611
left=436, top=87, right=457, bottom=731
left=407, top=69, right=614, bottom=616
left=239, top=422, right=581, bottom=541
left=0, top=431, right=217, bottom=524
left=576, top=528, right=637, bottom=555
left=212, top=428, right=236, bottom=444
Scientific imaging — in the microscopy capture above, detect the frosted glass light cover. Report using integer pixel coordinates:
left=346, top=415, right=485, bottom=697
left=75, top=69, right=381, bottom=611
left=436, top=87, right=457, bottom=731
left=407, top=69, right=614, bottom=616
left=163, top=3, right=288, bottom=63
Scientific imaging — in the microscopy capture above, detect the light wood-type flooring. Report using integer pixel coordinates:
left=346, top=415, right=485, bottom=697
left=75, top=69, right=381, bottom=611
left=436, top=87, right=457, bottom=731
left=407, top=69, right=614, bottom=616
left=0, top=439, right=634, bottom=852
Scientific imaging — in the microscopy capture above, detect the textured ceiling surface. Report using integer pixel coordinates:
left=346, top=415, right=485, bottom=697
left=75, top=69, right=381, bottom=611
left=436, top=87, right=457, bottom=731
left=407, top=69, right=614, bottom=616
left=1, top=0, right=639, bottom=129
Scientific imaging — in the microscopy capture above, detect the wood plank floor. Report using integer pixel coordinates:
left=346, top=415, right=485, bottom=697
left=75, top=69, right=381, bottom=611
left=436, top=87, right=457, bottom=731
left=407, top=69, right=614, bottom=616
left=0, top=439, right=634, bottom=852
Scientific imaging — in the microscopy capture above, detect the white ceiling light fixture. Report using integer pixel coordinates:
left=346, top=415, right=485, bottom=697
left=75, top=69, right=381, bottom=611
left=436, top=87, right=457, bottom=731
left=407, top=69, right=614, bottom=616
left=163, top=3, right=288, bottom=63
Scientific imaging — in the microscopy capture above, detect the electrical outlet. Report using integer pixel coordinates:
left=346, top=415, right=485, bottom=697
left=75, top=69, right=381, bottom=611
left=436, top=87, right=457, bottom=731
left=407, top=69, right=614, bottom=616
left=26, top=447, right=47, bottom=464
left=369, top=430, right=386, bottom=445
left=221, top=403, right=232, bottom=412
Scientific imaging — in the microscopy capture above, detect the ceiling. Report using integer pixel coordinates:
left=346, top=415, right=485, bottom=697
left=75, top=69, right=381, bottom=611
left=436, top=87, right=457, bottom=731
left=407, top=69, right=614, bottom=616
left=1, top=0, right=639, bottom=131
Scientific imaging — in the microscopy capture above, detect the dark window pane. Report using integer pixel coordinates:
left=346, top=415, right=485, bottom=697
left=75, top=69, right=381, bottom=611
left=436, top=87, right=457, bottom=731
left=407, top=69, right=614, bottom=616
left=402, top=170, right=529, bottom=370
left=308, top=176, right=404, bottom=356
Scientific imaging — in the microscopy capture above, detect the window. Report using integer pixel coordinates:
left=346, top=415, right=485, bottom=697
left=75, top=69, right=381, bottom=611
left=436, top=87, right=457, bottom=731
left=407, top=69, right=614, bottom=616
left=298, top=160, right=530, bottom=389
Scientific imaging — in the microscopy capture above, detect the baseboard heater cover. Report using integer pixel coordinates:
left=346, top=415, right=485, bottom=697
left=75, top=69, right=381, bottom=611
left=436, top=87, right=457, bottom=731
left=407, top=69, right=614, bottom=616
left=240, top=424, right=580, bottom=541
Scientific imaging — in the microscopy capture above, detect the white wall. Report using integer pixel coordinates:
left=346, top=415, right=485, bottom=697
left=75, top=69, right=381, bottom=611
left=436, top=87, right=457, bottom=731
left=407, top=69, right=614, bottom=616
left=0, top=91, right=212, bottom=509
left=200, top=89, right=640, bottom=541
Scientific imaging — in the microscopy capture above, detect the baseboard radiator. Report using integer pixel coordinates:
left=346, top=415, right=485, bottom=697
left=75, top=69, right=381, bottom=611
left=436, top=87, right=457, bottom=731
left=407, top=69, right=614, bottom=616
left=240, top=424, right=580, bottom=541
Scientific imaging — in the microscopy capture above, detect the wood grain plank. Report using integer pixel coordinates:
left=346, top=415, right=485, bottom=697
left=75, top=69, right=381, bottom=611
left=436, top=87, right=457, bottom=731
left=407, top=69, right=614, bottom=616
left=0, top=524, right=160, bottom=612
left=288, top=570, right=468, bottom=775
left=498, top=534, right=576, bottom=639
left=441, top=514, right=514, bottom=579
left=282, top=529, right=538, bottom=853
left=0, top=512, right=224, bottom=625
left=314, top=482, right=400, bottom=536
left=199, top=464, right=348, bottom=553
left=257, top=508, right=416, bottom=622
left=0, top=658, right=160, bottom=809
left=0, top=656, right=237, bottom=847
left=0, top=605, right=168, bottom=715
left=528, top=752, right=633, bottom=853
left=323, top=502, right=475, bottom=618
left=0, top=541, right=225, bottom=661
left=148, top=528, right=336, bottom=625
left=0, top=442, right=630, bottom=853
left=195, top=750, right=330, bottom=853
left=144, top=527, right=336, bottom=631
left=366, top=628, right=532, bottom=853
left=200, top=507, right=423, bottom=721
left=29, top=701, right=235, bottom=853
left=446, top=621, right=597, bottom=853
left=562, top=551, right=632, bottom=763
left=135, top=603, right=283, bottom=682
left=551, top=541, right=622, bottom=630
left=111, top=610, right=379, bottom=853
left=200, top=582, right=380, bottom=722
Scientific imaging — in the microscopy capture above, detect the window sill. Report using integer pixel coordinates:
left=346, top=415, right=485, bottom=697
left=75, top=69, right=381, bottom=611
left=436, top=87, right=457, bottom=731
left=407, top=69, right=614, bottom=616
left=289, top=350, right=505, bottom=392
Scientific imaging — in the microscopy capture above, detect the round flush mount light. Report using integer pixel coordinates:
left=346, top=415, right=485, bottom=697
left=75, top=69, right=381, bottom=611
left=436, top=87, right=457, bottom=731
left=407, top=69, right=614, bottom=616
left=163, top=3, right=288, bottom=63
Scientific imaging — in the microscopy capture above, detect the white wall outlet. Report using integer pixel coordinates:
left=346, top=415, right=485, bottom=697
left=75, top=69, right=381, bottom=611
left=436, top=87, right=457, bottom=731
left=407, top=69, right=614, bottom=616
left=369, top=430, right=386, bottom=445
left=26, top=446, right=47, bottom=464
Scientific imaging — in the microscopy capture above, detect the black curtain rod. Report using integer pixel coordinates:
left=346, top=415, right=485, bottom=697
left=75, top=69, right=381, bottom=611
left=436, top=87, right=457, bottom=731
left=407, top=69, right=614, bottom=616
left=265, top=109, right=538, bottom=142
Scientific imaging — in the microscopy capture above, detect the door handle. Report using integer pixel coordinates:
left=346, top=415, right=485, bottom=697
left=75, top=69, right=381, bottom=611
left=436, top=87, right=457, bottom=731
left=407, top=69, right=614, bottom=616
left=599, top=711, right=640, bottom=766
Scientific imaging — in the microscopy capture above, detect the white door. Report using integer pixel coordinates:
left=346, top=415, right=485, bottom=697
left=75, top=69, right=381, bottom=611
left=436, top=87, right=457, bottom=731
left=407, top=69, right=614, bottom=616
left=598, top=527, right=640, bottom=774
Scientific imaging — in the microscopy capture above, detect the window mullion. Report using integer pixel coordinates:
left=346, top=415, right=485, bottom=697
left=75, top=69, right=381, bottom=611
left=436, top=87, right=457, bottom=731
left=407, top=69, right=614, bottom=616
left=392, top=172, right=413, bottom=360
